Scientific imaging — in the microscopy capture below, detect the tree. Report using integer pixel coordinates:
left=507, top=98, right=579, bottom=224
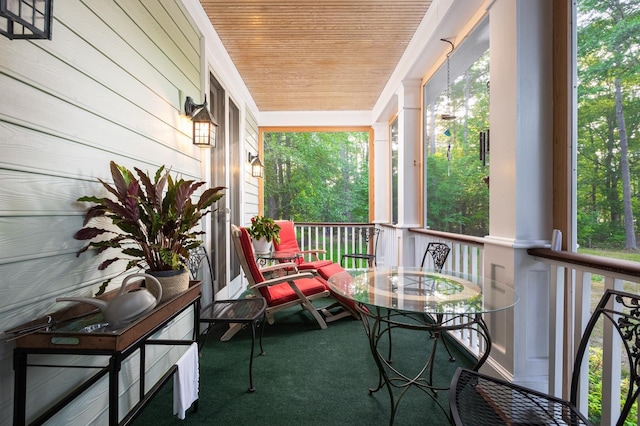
left=425, top=51, right=490, bottom=237
left=578, top=0, right=640, bottom=250
left=263, top=131, right=370, bottom=223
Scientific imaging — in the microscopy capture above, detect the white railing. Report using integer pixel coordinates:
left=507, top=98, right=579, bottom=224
left=411, top=229, right=486, bottom=358
left=294, top=223, right=486, bottom=358
left=294, top=223, right=380, bottom=268
left=528, top=248, right=640, bottom=426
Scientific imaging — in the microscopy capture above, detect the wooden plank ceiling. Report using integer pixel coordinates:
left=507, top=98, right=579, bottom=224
left=198, top=0, right=433, bottom=112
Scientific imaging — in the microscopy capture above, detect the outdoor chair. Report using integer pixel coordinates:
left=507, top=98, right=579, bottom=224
left=450, top=288, right=640, bottom=426
left=341, top=227, right=380, bottom=268
left=231, top=224, right=355, bottom=329
left=420, top=242, right=451, bottom=271
left=316, top=263, right=361, bottom=320
left=272, top=220, right=333, bottom=272
left=420, top=242, right=454, bottom=360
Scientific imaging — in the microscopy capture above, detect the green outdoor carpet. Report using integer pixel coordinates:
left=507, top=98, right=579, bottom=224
left=132, top=298, right=474, bottom=426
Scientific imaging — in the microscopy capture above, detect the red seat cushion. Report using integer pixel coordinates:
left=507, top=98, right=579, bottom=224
left=298, top=259, right=333, bottom=270
left=315, top=267, right=359, bottom=314
left=263, top=277, right=328, bottom=306
left=316, top=262, right=346, bottom=280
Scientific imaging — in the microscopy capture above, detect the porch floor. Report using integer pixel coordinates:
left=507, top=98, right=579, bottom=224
left=132, top=298, right=474, bottom=426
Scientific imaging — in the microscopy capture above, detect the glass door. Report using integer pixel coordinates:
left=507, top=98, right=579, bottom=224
left=209, top=74, right=227, bottom=294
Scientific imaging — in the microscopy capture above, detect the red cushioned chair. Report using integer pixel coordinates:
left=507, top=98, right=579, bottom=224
left=273, top=220, right=333, bottom=272
left=316, top=263, right=360, bottom=320
left=231, top=224, right=356, bottom=328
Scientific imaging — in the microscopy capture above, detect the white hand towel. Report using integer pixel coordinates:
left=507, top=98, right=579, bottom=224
left=173, top=342, right=199, bottom=420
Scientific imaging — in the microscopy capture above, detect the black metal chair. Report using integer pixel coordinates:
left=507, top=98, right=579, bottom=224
left=341, top=227, right=380, bottom=268
left=450, top=288, right=640, bottom=426
left=420, top=242, right=454, bottom=360
left=420, top=242, right=451, bottom=271
left=188, top=246, right=266, bottom=393
left=187, top=245, right=214, bottom=283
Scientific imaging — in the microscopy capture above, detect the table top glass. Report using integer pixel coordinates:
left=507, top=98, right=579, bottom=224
left=327, top=267, right=518, bottom=315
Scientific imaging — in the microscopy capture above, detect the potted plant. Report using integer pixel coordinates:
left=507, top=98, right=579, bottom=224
left=246, top=216, right=281, bottom=254
left=74, top=161, right=224, bottom=301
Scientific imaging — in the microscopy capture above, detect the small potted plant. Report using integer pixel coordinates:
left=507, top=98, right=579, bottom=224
left=246, top=216, right=281, bottom=254
left=74, top=161, right=224, bottom=301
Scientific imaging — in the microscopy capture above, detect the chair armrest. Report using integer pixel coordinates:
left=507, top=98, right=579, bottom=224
left=299, top=249, right=326, bottom=255
left=299, top=249, right=326, bottom=261
left=261, top=262, right=298, bottom=274
left=249, top=271, right=315, bottom=289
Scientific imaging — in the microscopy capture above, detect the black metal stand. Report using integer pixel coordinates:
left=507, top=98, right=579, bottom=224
left=199, top=297, right=267, bottom=392
left=13, top=295, right=201, bottom=425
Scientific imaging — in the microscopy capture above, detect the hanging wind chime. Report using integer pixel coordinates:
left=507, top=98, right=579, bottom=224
left=440, top=38, right=456, bottom=176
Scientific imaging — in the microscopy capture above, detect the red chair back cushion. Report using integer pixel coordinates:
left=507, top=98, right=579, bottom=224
left=237, top=226, right=267, bottom=288
left=273, top=220, right=300, bottom=253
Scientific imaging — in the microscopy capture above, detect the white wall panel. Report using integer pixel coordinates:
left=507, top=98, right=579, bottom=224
left=0, top=0, right=209, bottom=422
left=244, top=110, right=260, bottom=224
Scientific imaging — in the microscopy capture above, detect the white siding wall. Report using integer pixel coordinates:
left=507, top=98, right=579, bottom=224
left=0, top=1, right=210, bottom=423
left=244, top=109, right=260, bottom=224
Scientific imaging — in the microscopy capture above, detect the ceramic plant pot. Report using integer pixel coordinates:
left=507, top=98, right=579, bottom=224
left=252, top=237, right=272, bottom=255
left=145, top=268, right=189, bottom=303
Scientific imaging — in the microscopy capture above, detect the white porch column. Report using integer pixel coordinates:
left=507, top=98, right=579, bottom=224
left=372, top=121, right=390, bottom=225
left=396, top=79, right=422, bottom=265
left=483, top=0, right=554, bottom=392
left=397, top=79, right=422, bottom=229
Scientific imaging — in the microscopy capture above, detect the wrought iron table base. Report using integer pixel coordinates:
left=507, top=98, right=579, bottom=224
left=355, top=304, right=491, bottom=426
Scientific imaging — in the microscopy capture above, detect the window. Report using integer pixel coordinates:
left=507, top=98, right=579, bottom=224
left=576, top=1, right=640, bottom=254
left=262, top=130, right=370, bottom=222
left=390, top=117, right=399, bottom=225
left=423, top=19, right=489, bottom=237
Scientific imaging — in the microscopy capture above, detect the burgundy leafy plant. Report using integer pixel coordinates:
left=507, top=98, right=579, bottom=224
left=75, top=161, right=224, bottom=294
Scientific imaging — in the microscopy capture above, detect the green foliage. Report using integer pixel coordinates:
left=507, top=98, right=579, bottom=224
left=425, top=50, right=490, bottom=237
left=263, top=131, right=370, bottom=222
left=588, top=347, right=638, bottom=425
left=246, top=216, right=281, bottom=243
left=577, top=0, right=640, bottom=250
left=75, top=161, right=224, bottom=294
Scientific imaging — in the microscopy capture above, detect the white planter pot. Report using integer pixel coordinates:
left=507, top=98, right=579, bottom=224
left=252, top=237, right=272, bottom=255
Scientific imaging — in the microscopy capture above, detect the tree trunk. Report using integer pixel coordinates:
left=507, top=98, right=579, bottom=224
left=615, top=77, right=636, bottom=250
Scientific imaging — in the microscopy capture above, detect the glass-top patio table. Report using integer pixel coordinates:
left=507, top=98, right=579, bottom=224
left=254, top=250, right=301, bottom=267
left=327, top=267, right=518, bottom=425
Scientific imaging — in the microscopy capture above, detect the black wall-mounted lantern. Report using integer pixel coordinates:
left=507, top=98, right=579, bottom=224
left=248, top=153, right=264, bottom=178
left=0, top=0, right=54, bottom=40
left=185, top=96, right=218, bottom=148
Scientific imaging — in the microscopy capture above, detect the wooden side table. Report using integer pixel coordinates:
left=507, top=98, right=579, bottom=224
left=12, top=282, right=202, bottom=425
